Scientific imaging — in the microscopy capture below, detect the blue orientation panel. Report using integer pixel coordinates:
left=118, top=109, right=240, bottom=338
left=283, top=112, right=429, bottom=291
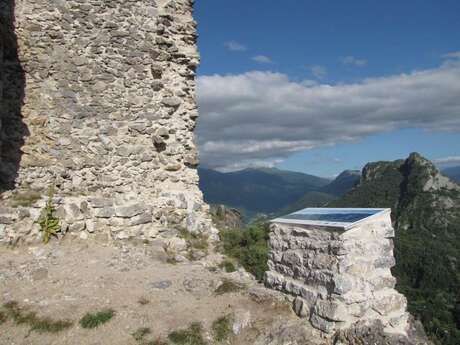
left=272, top=208, right=387, bottom=229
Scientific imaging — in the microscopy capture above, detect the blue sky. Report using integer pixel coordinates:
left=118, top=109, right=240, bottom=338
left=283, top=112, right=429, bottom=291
left=194, top=0, right=460, bottom=177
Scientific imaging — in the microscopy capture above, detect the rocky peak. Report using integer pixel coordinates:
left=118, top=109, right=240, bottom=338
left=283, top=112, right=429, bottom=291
left=360, top=160, right=404, bottom=184
left=332, top=153, right=460, bottom=345
left=404, top=153, right=459, bottom=192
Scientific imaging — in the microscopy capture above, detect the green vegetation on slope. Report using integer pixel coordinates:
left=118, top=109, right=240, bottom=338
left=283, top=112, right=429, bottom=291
left=219, top=222, right=270, bottom=281
left=331, top=153, right=460, bottom=345
left=319, top=170, right=361, bottom=196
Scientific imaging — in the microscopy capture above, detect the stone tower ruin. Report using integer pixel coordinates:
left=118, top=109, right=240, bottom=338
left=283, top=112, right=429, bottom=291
left=0, top=0, right=215, bottom=244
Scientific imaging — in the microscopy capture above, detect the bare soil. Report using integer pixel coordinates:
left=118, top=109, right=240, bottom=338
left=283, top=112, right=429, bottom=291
left=0, top=239, right=302, bottom=345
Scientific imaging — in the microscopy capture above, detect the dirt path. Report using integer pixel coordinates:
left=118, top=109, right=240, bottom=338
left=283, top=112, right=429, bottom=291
left=0, top=239, right=307, bottom=345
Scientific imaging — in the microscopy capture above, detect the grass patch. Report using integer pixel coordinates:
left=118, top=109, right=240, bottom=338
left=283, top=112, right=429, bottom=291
left=214, top=279, right=244, bottom=296
left=11, top=191, right=41, bottom=207
left=138, top=297, right=150, bottom=306
left=79, top=309, right=114, bottom=329
left=219, top=222, right=270, bottom=281
left=219, top=260, right=237, bottom=273
left=0, top=311, right=6, bottom=324
left=212, top=314, right=233, bottom=342
left=2, top=301, right=72, bottom=333
left=168, top=322, right=207, bottom=345
left=132, top=327, right=152, bottom=342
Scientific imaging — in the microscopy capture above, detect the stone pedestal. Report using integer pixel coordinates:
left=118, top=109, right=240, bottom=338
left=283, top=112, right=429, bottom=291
left=265, top=209, right=409, bottom=336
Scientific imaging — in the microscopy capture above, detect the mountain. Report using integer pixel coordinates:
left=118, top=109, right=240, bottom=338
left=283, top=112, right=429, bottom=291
left=442, top=166, right=460, bottom=183
left=198, top=167, right=330, bottom=217
left=331, top=153, right=460, bottom=345
left=276, top=191, right=337, bottom=216
left=275, top=170, right=361, bottom=215
left=320, top=169, right=360, bottom=196
left=199, top=167, right=364, bottom=219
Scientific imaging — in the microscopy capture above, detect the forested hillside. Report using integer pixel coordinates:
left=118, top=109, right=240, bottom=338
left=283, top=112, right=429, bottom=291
left=331, top=153, right=460, bottom=345
left=198, top=167, right=360, bottom=219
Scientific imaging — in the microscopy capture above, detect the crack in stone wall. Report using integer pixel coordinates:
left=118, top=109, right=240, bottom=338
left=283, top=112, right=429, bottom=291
left=0, top=0, right=216, bottom=244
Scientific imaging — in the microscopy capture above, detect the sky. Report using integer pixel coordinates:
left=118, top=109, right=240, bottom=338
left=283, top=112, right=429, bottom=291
left=194, top=0, right=460, bottom=177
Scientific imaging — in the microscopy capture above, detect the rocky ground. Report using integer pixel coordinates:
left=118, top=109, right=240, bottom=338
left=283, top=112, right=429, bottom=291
left=0, top=238, right=320, bottom=345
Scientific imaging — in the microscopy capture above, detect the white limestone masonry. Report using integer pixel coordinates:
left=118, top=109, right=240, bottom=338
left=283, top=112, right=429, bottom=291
left=265, top=209, right=409, bottom=336
left=0, top=0, right=216, bottom=244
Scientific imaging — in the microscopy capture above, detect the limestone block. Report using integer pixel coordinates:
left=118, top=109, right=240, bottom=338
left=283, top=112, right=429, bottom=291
left=313, top=300, right=348, bottom=322
left=129, top=212, right=152, bottom=226
left=282, top=250, right=303, bottom=266
left=88, top=198, right=114, bottom=208
left=310, top=313, right=336, bottom=333
left=69, top=221, right=86, bottom=232
left=95, top=207, right=115, bottom=218
left=115, top=203, right=146, bottom=218
left=293, top=297, right=310, bottom=318
left=372, top=290, right=407, bottom=316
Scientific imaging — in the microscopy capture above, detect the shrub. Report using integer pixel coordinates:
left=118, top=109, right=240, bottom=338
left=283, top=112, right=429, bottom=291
left=219, top=222, right=270, bottom=281
left=79, top=309, right=114, bottom=329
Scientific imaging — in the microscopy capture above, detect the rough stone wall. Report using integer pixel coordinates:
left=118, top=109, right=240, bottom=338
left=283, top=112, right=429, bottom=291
left=265, top=211, right=409, bottom=336
left=0, top=0, right=215, bottom=244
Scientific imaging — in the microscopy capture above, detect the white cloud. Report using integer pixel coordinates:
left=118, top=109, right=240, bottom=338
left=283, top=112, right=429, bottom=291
left=433, top=156, right=460, bottom=165
left=340, top=55, right=368, bottom=67
left=196, top=60, right=460, bottom=171
left=224, top=41, right=247, bottom=52
left=252, top=55, right=273, bottom=64
left=309, top=65, right=327, bottom=79
left=443, top=51, right=460, bottom=59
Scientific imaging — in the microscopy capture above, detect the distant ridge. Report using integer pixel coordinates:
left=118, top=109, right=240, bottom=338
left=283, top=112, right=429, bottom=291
left=320, top=169, right=360, bottom=196
left=198, top=167, right=330, bottom=217
left=198, top=167, right=363, bottom=218
left=442, top=165, right=460, bottom=182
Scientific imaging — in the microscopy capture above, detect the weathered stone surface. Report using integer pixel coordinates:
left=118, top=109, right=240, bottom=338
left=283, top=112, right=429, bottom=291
left=0, top=0, right=217, bottom=244
left=149, top=280, right=172, bottom=290
left=115, top=203, right=146, bottom=218
left=293, top=297, right=310, bottom=318
left=313, top=300, right=348, bottom=322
